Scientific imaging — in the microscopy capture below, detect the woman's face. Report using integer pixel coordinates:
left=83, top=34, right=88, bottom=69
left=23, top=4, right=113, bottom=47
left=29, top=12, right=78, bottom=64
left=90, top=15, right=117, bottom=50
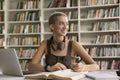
left=51, top=15, right=69, bottom=36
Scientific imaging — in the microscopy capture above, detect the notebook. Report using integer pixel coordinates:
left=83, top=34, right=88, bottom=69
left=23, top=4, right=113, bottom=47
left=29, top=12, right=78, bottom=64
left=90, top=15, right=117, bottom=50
left=85, top=70, right=119, bottom=80
left=0, top=48, right=33, bottom=77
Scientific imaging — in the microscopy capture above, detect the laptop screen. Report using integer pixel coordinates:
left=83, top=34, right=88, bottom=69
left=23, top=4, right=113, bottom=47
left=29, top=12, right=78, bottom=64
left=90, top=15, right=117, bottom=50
left=0, top=49, right=24, bottom=77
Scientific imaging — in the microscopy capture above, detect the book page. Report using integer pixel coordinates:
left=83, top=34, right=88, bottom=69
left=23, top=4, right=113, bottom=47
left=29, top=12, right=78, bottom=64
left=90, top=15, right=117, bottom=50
left=24, top=70, right=72, bottom=79
left=24, top=72, right=51, bottom=79
left=24, top=69, right=87, bottom=79
left=48, top=69, right=88, bottom=80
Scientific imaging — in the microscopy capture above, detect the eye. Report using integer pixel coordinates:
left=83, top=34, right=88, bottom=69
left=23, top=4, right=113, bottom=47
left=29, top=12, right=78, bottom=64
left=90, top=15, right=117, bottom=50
left=58, top=22, right=69, bottom=26
left=58, top=22, right=64, bottom=26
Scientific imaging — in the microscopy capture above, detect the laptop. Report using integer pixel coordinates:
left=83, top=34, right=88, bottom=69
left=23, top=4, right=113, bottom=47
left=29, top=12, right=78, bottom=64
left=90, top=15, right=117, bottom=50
left=0, top=48, right=33, bottom=77
left=116, top=70, right=120, bottom=76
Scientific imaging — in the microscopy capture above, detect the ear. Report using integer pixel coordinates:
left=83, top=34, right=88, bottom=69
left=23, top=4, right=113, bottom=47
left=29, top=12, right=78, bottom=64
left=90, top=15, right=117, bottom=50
left=49, top=24, right=54, bottom=31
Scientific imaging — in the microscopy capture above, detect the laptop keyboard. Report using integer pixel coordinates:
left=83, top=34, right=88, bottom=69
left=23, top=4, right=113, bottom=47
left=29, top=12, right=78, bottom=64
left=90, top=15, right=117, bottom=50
left=23, top=71, right=34, bottom=75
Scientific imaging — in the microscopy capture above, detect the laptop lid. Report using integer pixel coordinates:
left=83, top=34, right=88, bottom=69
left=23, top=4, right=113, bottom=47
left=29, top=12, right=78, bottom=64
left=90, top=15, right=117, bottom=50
left=0, top=48, right=24, bottom=77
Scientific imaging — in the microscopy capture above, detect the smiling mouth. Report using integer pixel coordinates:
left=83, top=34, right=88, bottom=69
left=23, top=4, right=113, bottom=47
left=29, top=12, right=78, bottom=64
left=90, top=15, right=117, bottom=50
left=62, top=31, right=67, bottom=33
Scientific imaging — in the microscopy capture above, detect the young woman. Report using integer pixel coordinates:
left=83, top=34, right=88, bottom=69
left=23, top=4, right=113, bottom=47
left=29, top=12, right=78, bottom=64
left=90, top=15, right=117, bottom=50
left=28, top=12, right=99, bottom=72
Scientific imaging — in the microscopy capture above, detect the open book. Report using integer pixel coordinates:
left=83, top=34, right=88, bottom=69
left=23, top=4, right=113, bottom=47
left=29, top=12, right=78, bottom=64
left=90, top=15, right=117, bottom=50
left=24, top=69, right=88, bottom=80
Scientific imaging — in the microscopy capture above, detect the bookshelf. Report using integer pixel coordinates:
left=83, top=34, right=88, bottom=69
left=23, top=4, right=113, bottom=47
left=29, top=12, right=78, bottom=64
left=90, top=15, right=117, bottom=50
left=5, top=0, right=41, bottom=71
left=80, top=0, right=120, bottom=70
left=1, top=0, right=120, bottom=71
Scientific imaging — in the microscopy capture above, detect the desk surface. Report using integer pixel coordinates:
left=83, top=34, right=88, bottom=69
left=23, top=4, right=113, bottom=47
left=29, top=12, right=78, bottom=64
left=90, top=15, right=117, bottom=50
left=0, top=70, right=119, bottom=80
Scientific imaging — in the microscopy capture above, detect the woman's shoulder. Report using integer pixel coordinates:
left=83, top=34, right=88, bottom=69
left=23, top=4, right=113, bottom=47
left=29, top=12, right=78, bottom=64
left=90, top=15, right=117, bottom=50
left=40, top=39, right=52, bottom=47
left=69, top=40, right=82, bottom=47
left=38, top=40, right=48, bottom=52
left=68, top=40, right=79, bottom=44
left=39, top=40, right=48, bottom=47
left=41, top=39, right=47, bottom=44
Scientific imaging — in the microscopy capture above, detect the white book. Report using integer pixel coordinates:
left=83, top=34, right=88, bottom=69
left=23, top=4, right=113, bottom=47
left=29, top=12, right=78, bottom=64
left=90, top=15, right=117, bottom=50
left=85, top=71, right=119, bottom=80
left=25, top=69, right=88, bottom=80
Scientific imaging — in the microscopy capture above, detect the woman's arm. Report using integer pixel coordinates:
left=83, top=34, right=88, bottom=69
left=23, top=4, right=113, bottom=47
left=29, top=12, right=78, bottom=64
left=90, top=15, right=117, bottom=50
left=72, top=41, right=99, bottom=72
left=28, top=40, right=47, bottom=72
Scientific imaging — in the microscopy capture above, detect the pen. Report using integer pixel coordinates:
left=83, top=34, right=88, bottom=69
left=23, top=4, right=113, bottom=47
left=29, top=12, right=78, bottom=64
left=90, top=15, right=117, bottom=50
left=75, top=58, right=85, bottom=72
left=72, top=57, right=82, bottom=69
left=71, top=57, right=83, bottom=71
left=75, top=57, right=82, bottom=63
left=72, top=57, right=82, bottom=67
left=75, top=57, right=83, bottom=67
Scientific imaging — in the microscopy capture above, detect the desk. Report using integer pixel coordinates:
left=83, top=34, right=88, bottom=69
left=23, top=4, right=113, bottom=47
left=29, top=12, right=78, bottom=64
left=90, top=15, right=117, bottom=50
left=0, top=70, right=119, bottom=80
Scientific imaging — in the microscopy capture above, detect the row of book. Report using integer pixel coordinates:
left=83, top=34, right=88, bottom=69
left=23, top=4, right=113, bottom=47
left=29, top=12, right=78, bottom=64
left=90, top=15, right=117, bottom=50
left=48, top=0, right=77, bottom=8
left=16, top=48, right=37, bottom=58
left=85, top=0, right=119, bottom=6
left=86, top=7, right=119, bottom=19
left=66, top=35, right=78, bottom=41
left=0, top=13, right=4, bottom=21
left=0, top=25, right=4, bottom=33
left=0, top=1, right=4, bottom=10
left=15, top=44, right=120, bottom=59
left=48, top=0, right=67, bottom=8
left=44, top=11, right=78, bottom=20
left=7, top=36, right=40, bottom=45
left=95, top=33, right=118, bottom=44
left=9, top=24, right=41, bottom=33
left=68, top=23, right=78, bottom=32
left=87, top=47, right=120, bottom=57
left=20, top=60, right=29, bottom=71
left=91, top=21, right=119, bottom=31
left=65, top=11, right=78, bottom=19
left=0, top=25, right=4, bottom=47
left=96, top=60, right=120, bottom=70
left=7, top=35, right=78, bottom=46
left=17, top=0, right=40, bottom=9
left=15, top=12, right=39, bottom=21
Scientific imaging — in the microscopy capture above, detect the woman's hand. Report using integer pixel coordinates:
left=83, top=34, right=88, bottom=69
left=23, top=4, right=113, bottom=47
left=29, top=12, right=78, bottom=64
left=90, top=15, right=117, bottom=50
left=48, top=62, right=67, bottom=71
left=72, top=63, right=87, bottom=72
